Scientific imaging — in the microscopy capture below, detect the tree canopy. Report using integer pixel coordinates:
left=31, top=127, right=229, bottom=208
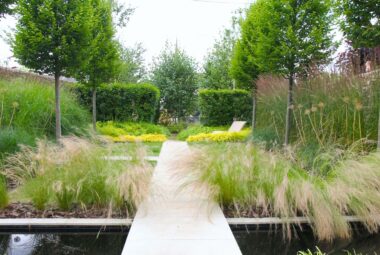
left=151, top=44, right=198, bottom=121
left=336, top=0, right=380, bottom=48
left=243, top=0, right=334, bottom=145
left=13, top=0, right=95, bottom=139
left=118, top=43, right=146, bottom=84
left=202, top=27, right=237, bottom=89
left=0, top=0, right=16, bottom=17
left=76, top=0, right=120, bottom=130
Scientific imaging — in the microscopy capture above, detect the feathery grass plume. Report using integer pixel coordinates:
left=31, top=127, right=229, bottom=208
left=187, top=143, right=380, bottom=241
left=3, top=137, right=153, bottom=214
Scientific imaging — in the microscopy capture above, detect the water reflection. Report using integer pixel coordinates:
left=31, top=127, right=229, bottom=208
left=0, top=233, right=127, bottom=255
left=234, top=228, right=380, bottom=255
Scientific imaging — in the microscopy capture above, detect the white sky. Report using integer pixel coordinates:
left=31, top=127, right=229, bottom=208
left=0, top=0, right=252, bottom=69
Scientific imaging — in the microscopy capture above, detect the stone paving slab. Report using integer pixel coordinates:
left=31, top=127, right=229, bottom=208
left=122, top=141, right=241, bottom=255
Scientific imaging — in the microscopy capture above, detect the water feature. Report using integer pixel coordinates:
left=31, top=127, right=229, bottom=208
left=234, top=226, right=380, bottom=254
left=0, top=232, right=127, bottom=255
left=0, top=227, right=379, bottom=254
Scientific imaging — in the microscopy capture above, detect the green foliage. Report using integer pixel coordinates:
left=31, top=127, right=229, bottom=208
left=241, top=0, right=335, bottom=144
left=77, top=0, right=119, bottom=88
left=199, top=89, right=252, bottom=126
left=187, top=130, right=250, bottom=143
left=202, top=26, right=237, bottom=89
left=5, top=138, right=152, bottom=212
left=73, top=83, right=160, bottom=122
left=97, top=121, right=170, bottom=137
left=247, top=0, right=334, bottom=77
left=192, top=143, right=380, bottom=241
left=117, top=43, right=146, bottom=83
left=298, top=247, right=325, bottom=255
left=13, top=0, right=94, bottom=77
left=13, top=0, right=96, bottom=139
left=152, top=43, right=198, bottom=120
left=0, top=79, right=89, bottom=157
left=230, top=14, right=260, bottom=90
left=0, top=129, right=36, bottom=157
left=0, top=0, right=16, bottom=17
left=177, top=125, right=228, bottom=141
left=166, top=122, right=187, bottom=134
left=0, top=177, right=8, bottom=209
left=335, top=0, right=380, bottom=48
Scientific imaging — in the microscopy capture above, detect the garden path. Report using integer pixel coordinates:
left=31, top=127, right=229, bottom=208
left=122, top=140, right=241, bottom=255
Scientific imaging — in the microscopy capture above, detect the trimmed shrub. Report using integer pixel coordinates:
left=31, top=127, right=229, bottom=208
left=199, top=89, right=252, bottom=126
left=72, top=83, right=160, bottom=122
left=97, top=122, right=170, bottom=137
left=177, top=125, right=228, bottom=141
left=110, top=134, right=167, bottom=143
left=186, top=130, right=250, bottom=143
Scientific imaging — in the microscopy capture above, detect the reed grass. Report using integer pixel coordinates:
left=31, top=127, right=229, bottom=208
left=189, top=143, right=380, bottom=241
left=0, top=78, right=90, bottom=157
left=255, top=74, right=380, bottom=152
left=2, top=137, right=152, bottom=214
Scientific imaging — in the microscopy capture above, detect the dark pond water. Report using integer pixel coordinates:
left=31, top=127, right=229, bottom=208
left=234, top=227, right=380, bottom=255
left=0, top=228, right=379, bottom=254
left=0, top=233, right=127, bottom=255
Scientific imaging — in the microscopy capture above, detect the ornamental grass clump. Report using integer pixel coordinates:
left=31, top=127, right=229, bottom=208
left=255, top=74, right=380, bottom=151
left=189, top=143, right=380, bottom=241
left=3, top=137, right=152, bottom=214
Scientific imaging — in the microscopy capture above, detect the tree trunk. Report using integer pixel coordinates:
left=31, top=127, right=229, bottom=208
left=54, top=73, right=62, bottom=140
left=284, top=75, right=294, bottom=146
left=92, top=87, right=97, bottom=131
left=252, top=84, right=257, bottom=130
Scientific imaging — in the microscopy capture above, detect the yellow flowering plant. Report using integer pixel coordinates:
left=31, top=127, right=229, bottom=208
left=186, top=130, right=250, bottom=143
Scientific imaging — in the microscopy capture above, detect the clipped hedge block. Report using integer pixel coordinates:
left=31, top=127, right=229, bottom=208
left=199, top=89, right=252, bottom=126
left=186, top=130, right=250, bottom=143
left=72, top=83, right=160, bottom=122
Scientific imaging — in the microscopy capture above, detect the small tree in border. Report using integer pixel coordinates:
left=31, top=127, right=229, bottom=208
left=77, top=0, right=120, bottom=131
left=246, top=0, right=334, bottom=146
left=230, top=6, right=261, bottom=129
left=13, top=0, right=94, bottom=140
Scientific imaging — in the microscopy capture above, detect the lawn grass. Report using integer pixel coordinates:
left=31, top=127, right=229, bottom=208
left=109, top=142, right=163, bottom=157
left=187, top=143, right=380, bottom=241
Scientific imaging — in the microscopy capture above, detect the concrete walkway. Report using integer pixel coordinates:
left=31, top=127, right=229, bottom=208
left=122, top=141, right=242, bottom=255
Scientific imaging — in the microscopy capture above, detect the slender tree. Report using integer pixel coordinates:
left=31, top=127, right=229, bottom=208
left=230, top=5, right=261, bottom=129
left=203, top=27, right=237, bottom=90
left=246, top=0, right=334, bottom=146
left=77, top=0, right=120, bottom=131
left=151, top=43, right=198, bottom=122
left=13, top=0, right=94, bottom=140
left=118, top=43, right=146, bottom=84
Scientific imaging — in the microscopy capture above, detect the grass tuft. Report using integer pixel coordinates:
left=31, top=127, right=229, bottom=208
left=188, top=143, right=380, bottom=241
left=3, top=137, right=152, bottom=213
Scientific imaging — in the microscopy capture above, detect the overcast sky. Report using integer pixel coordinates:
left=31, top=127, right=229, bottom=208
left=0, top=0, right=252, bottom=69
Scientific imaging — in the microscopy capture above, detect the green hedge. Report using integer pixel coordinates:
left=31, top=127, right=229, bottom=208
left=199, top=89, right=252, bottom=126
left=73, top=83, right=160, bottom=122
